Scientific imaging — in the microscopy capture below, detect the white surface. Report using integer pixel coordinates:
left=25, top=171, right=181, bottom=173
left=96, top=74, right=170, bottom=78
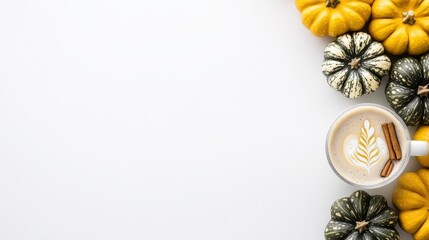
left=0, top=1, right=419, bottom=239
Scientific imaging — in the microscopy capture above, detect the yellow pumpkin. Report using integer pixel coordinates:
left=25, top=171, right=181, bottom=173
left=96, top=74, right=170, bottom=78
left=295, top=0, right=373, bottom=37
left=414, top=125, right=429, bottom=167
left=393, top=169, right=429, bottom=240
left=369, top=0, right=429, bottom=55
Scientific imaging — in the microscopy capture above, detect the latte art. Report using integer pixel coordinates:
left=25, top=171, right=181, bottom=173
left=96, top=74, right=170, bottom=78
left=343, top=120, right=388, bottom=174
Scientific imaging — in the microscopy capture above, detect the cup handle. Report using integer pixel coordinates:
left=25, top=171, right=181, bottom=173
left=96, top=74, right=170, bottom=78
left=411, top=140, right=429, bottom=156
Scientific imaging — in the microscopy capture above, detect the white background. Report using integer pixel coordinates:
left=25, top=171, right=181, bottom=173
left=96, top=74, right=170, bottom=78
left=0, top=1, right=419, bottom=239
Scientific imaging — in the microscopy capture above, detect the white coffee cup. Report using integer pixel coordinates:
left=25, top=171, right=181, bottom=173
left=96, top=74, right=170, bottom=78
left=326, top=103, right=428, bottom=189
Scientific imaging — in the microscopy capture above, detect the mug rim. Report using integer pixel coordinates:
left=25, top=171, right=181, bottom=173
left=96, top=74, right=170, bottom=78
left=325, top=103, right=411, bottom=189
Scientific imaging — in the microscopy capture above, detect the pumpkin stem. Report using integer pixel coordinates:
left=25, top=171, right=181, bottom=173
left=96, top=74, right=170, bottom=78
left=418, top=84, right=429, bottom=97
left=326, top=0, right=340, bottom=8
left=348, top=58, right=361, bottom=69
left=355, top=220, right=369, bottom=233
left=402, top=10, right=416, bottom=25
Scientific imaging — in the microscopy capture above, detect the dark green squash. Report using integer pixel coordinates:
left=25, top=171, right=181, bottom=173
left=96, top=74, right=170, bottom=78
left=322, top=32, right=391, bottom=99
left=385, top=54, right=429, bottom=126
left=325, top=190, right=399, bottom=240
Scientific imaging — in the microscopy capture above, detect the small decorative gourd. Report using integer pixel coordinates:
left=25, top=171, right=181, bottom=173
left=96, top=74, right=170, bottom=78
left=325, top=190, right=399, bottom=240
left=385, top=54, right=429, bottom=126
left=295, top=0, right=373, bottom=37
left=393, top=169, right=429, bottom=240
left=322, top=32, right=391, bottom=98
left=369, top=0, right=429, bottom=55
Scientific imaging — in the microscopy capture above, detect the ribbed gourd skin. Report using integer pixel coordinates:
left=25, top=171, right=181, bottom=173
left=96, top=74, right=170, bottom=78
left=393, top=169, right=429, bottom=240
left=295, top=0, right=373, bottom=37
left=322, top=32, right=391, bottom=99
left=325, top=190, right=399, bottom=240
left=385, top=54, right=429, bottom=126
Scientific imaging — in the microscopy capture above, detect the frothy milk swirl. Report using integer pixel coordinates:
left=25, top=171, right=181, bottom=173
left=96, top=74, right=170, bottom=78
left=343, top=120, right=388, bottom=174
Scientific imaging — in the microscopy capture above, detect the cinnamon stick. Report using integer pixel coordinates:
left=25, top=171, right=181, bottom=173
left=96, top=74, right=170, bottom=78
left=382, top=123, right=395, bottom=160
left=387, top=160, right=394, bottom=177
left=387, top=122, right=402, bottom=160
left=380, top=159, right=394, bottom=177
